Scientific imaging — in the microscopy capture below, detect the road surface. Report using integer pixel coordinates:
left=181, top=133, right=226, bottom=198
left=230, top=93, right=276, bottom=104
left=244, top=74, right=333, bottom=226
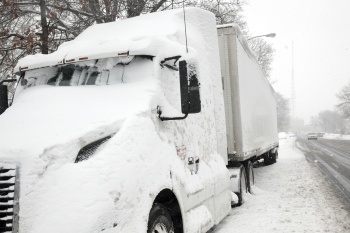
left=210, top=138, right=350, bottom=232
left=296, top=135, right=350, bottom=212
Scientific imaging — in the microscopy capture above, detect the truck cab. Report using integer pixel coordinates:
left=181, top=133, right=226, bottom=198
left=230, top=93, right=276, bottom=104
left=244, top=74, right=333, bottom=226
left=0, top=8, right=231, bottom=233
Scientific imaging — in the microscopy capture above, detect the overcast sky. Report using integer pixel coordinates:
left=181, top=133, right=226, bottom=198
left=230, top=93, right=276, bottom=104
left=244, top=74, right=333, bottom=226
left=243, top=0, right=350, bottom=124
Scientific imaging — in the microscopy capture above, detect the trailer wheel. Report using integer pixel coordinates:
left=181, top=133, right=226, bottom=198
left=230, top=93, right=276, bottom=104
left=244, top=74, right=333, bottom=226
left=245, top=161, right=254, bottom=193
left=271, top=150, right=278, bottom=163
left=147, top=203, right=174, bottom=233
left=264, top=150, right=277, bottom=165
left=264, top=153, right=271, bottom=165
left=237, top=166, right=247, bottom=206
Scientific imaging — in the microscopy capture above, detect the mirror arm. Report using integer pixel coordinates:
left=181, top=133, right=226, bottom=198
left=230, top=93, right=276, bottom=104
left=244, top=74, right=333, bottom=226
left=157, top=106, right=188, bottom=121
left=163, top=64, right=179, bottom=71
left=160, top=56, right=181, bottom=65
left=160, top=56, right=181, bottom=70
left=0, top=79, right=17, bottom=85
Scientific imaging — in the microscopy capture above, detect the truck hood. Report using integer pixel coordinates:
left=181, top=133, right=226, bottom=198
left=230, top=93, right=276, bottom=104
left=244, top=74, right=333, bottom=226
left=0, top=82, right=156, bottom=161
left=0, top=81, right=164, bottom=232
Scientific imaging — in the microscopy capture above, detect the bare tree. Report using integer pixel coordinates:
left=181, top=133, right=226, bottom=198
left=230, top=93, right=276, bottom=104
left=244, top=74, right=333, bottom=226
left=248, top=38, right=275, bottom=83
left=0, top=0, right=74, bottom=78
left=275, top=92, right=290, bottom=132
left=312, top=110, right=346, bottom=134
left=197, top=0, right=247, bottom=30
left=336, top=81, right=350, bottom=119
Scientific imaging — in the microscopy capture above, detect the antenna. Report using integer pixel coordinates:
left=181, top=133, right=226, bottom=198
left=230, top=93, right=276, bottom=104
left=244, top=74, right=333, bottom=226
left=182, top=1, right=188, bottom=53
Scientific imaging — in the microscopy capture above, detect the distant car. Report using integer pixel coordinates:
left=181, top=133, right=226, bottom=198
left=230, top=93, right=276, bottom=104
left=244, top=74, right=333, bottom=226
left=307, top=133, right=318, bottom=140
left=317, top=132, right=325, bottom=137
left=278, top=132, right=287, bottom=140
left=287, top=132, right=296, bottom=137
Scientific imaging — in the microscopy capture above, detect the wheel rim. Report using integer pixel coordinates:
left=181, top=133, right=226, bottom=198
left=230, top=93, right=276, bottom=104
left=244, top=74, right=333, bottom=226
left=152, top=223, right=172, bottom=233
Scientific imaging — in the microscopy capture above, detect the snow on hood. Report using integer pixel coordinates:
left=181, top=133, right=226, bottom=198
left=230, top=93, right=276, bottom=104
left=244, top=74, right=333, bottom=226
left=17, top=116, right=176, bottom=233
left=0, top=82, right=156, bottom=159
left=0, top=82, right=158, bottom=232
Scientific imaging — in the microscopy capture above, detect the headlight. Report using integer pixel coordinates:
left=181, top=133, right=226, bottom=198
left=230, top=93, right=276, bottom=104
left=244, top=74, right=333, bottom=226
left=75, top=136, right=111, bottom=163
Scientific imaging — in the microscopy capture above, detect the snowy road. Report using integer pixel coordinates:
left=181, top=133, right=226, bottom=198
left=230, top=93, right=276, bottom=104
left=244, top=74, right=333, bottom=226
left=296, top=136, right=350, bottom=212
left=210, top=138, right=350, bottom=233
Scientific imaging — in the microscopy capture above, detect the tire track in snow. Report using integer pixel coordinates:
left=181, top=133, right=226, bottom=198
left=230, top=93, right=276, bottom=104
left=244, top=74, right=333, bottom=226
left=296, top=137, right=350, bottom=212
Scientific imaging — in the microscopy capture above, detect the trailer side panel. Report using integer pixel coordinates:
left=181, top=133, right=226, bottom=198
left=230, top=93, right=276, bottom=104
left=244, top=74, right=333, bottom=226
left=218, top=25, right=278, bottom=162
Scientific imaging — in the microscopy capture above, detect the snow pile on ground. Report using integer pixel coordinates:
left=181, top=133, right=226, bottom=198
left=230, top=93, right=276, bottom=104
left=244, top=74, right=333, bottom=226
left=323, top=133, right=350, bottom=140
left=210, top=138, right=350, bottom=233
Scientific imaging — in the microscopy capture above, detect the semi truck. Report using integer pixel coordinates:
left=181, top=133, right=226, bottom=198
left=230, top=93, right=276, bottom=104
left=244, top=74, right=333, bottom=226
left=0, top=7, right=278, bottom=233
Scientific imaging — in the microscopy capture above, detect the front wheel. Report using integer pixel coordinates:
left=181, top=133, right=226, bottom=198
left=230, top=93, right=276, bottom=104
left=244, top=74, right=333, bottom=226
left=147, top=203, right=174, bottom=233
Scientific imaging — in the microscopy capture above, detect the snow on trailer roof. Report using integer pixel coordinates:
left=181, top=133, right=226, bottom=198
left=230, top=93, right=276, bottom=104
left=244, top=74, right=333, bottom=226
left=15, top=8, right=194, bottom=73
left=217, top=24, right=258, bottom=65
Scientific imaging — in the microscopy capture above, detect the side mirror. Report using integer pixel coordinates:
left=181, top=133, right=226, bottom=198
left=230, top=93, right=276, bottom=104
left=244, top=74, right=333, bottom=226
left=0, top=79, right=17, bottom=115
left=158, top=59, right=201, bottom=121
left=179, top=60, right=201, bottom=114
left=0, top=85, right=9, bottom=115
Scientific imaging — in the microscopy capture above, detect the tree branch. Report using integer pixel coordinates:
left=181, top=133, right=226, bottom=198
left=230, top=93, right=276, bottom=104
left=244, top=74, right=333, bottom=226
left=45, top=3, right=95, bottom=18
left=0, top=34, right=25, bottom=40
left=150, top=0, right=167, bottom=12
left=0, top=47, right=26, bottom=51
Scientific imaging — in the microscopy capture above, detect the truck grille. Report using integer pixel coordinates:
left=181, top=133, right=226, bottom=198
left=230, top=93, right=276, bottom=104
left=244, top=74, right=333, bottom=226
left=0, top=165, right=19, bottom=233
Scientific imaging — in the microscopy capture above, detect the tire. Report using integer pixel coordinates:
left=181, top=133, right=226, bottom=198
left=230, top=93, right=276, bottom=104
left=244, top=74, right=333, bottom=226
left=272, top=150, right=278, bottom=163
left=237, top=166, right=247, bottom=206
left=264, top=153, right=272, bottom=165
left=147, top=203, right=174, bottom=233
left=245, top=161, right=254, bottom=193
left=264, top=150, right=277, bottom=165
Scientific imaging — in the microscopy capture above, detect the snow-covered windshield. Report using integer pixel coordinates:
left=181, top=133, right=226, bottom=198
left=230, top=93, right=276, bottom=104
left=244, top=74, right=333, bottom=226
left=16, top=56, right=153, bottom=96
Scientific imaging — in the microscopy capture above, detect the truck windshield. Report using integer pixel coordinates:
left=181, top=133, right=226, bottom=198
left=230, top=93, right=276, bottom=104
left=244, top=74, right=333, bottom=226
left=16, top=56, right=153, bottom=94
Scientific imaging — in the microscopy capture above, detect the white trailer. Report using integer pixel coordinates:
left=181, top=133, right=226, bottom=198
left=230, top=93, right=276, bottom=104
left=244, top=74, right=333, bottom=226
left=0, top=8, right=278, bottom=233
left=218, top=25, right=279, bottom=164
left=217, top=24, right=279, bottom=203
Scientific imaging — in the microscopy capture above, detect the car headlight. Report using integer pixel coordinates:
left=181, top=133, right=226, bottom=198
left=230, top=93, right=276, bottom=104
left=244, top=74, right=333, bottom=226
left=75, top=136, right=111, bottom=163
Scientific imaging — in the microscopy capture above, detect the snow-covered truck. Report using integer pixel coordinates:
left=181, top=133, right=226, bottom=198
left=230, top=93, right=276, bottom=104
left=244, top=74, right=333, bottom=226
left=0, top=7, right=278, bottom=233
